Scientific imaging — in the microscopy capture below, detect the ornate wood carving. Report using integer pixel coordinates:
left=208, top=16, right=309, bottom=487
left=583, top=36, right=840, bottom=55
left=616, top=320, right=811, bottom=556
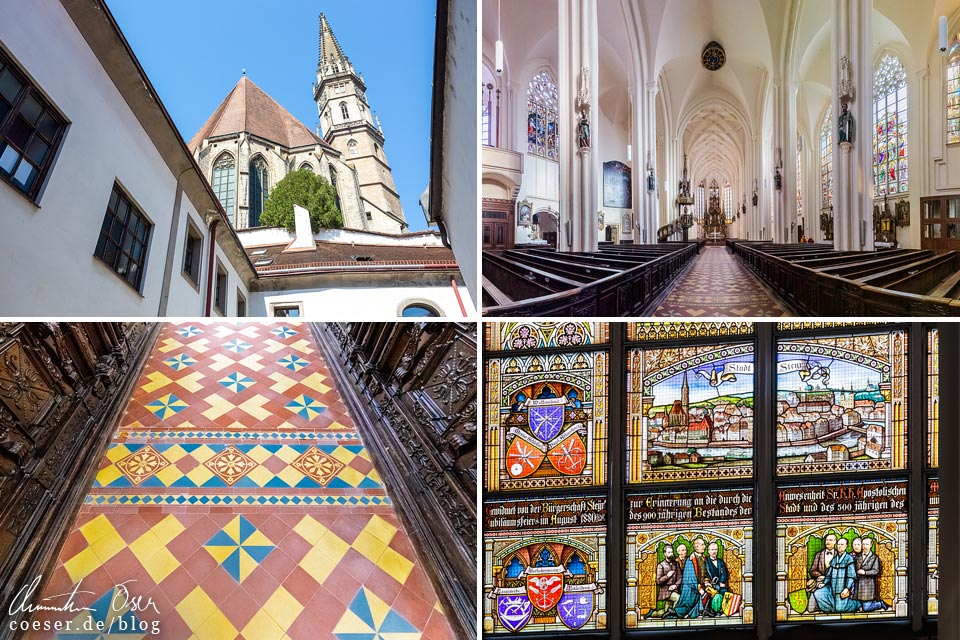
left=0, top=323, right=158, bottom=636
left=311, top=322, right=477, bottom=640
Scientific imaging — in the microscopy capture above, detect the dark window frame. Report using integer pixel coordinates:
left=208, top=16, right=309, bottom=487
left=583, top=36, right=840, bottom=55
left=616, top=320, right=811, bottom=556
left=0, top=47, right=68, bottom=203
left=181, top=218, right=203, bottom=288
left=236, top=289, right=246, bottom=317
left=271, top=303, right=302, bottom=318
left=93, top=182, right=153, bottom=293
left=214, top=261, right=227, bottom=315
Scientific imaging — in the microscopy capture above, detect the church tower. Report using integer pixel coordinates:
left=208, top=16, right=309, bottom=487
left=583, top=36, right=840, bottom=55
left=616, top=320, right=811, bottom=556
left=681, top=371, right=689, bottom=426
left=314, top=13, right=407, bottom=234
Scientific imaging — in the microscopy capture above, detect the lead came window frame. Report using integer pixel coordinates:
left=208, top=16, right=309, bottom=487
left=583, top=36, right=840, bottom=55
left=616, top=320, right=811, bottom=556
left=93, top=182, right=152, bottom=292
left=481, top=322, right=939, bottom=639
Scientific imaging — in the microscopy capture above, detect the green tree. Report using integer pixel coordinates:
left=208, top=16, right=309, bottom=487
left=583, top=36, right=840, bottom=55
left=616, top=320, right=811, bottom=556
left=260, top=169, right=343, bottom=231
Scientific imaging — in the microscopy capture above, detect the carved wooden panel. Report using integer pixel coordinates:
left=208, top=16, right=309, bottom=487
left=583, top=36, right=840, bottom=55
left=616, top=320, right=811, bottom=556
left=312, top=322, right=477, bottom=639
left=0, top=323, right=157, bottom=635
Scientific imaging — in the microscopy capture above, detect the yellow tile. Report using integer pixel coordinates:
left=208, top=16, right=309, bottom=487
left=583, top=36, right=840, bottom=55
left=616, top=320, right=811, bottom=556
left=367, top=469, right=382, bottom=485
left=158, top=338, right=183, bottom=353
left=208, top=352, right=235, bottom=371
left=299, top=372, right=330, bottom=394
left=153, top=464, right=182, bottom=487
left=176, top=370, right=206, bottom=393
left=262, top=338, right=287, bottom=354
left=238, top=394, right=271, bottom=421
left=363, top=515, right=398, bottom=546
left=242, top=610, right=286, bottom=640
left=334, top=609, right=373, bottom=634
left=276, top=466, right=304, bottom=487
left=337, top=467, right=365, bottom=488
left=293, top=516, right=327, bottom=545
left=245, top=465, right=274, bottom=487
left=378, top=547, right=414, bottom=584
left=141, top=371, right=173, bottom=394
left=288, top=339, right=314, bottom=354
left=106, top=445, right=132, bottom=463
left=328, top=421, right=351, bottom=431
left=201, top=394, right=235, bottom=421
left=237, top=354, right=265, bottom=372
left=185, top=465, right=215, bottom=486
left=95, top=465, right=123, bottom=486
left=183, top=338, right=210, bottom=353
left=129, top=531, right=163, bottom=561
left=268, top=371, right=297, bottom=394
left=152, top=515, right=186, bottom=545
left=176, top=586, right=218, bottom=631
left=63, top=548, right=101, bottom=582
left=245, top=445, right=274, bottom=463
left=434, top=601, right=444, bottom=614
left=89, top=529, right=125, bottom=565
left=262, top=586, right=303, bottom=630
left=272, top=446, right=299, bottom=464
left=358, top=449, right=372, bottom=462
left=299, top=545, right=342, bottom=584
left=162, top=444, right=189, bottom=463
left=80, top=514, right=117, bottom=544
left=351, top=530, right=386, bottom=564
left=330, top=446, right=357, bottom=465
left=194, top=610, right=239, bottom=640
left=140, top=547, right=180, bottom=584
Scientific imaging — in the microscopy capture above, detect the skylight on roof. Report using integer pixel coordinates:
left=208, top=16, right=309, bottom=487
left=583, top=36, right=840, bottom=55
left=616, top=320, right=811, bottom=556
left=252, top=249, right=268, bottom=256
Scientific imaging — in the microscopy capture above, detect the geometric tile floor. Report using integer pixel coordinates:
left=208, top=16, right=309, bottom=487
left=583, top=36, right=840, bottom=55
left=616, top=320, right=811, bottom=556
left=31, top=322, right=454, bottom=639
left=652, top=245, right=790, bottom=317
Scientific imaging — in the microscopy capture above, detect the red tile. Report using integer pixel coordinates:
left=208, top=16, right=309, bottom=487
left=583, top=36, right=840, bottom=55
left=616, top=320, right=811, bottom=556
left=423, top=609, right=456, bottom=640
left=181, top=547, right=219, bottom=583
left=280, top=565, right=321, bottom=607
left=217, top=582, right=260, bottom=629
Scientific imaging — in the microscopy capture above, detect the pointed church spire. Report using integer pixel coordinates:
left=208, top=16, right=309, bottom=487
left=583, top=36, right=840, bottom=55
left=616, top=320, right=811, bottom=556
left=318, top=13, right=347, bottom=68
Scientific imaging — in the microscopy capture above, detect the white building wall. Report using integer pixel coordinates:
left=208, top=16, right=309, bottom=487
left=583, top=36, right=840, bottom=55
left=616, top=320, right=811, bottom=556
left=250, top=285, right=475, bottom=319
left=597, top=109, right=632, bottom=241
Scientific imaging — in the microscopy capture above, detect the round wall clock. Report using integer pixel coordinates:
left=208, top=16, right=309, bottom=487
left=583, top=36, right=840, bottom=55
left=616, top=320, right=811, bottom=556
left=702, top=41, right=726, bottom=71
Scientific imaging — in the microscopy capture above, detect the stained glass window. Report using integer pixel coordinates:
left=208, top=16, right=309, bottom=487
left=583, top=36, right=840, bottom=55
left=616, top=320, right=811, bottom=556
left=527, top=71, right=558, bottom=160
left=482, top=87, right=491, bottom=146
left=777, top=478, right=908, bottom=621
left=484, top=351, right=608, bottom=493
left=820, top=107, right=833, bottom=210
left=928, top=477, right=939, bottom=615
left=212, top=153, right=235, bottom=215
left=928, top=329, right=939, bottom=468
left=485, top=322, right=609, bottom=351
left=776, top=331, right=907, bottom=475
left=626, top=343, right=754, bottom=483
left=485, top=495, right=607, bottom=633
left=628, top=322, right=754, bottom=342
left=873, top=54, right=908, bottom=197
left=948, top=44, right=960, bottom=144
left=777, top=322, right=876, bottom=332
left=626, top=487, right=753, bottom=627
left=696, top=182, right=705, bottom=220
left=796, top=140, right=803, bottom=218
left=723, top=183, right=733, bottom=222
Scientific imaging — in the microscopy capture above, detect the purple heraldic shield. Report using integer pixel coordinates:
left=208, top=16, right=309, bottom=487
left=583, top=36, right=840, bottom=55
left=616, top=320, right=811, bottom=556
left=557, top=592, right=594, bottom=629
left=528, top=404, right=565, bottom=442
left=498, top=595, right=533, bottom=632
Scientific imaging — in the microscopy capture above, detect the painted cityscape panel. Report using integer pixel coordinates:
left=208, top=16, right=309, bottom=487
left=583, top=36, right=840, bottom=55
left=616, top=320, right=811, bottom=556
left=628, top=322, right=754, bottom=342
left=625, top=487, right=754, bottom=628
left=928, top=476, right=939, bottom=616
left=484, top=495, right=608, bottom=634
left=776, top=479, right=908, bottom=621
left=626, top=343, right=754, bottom=483
left=775, top=332, right=907, bottom=475
left=485, top=322, right=609, bottom=351
left=928, top=329, right=939, bottom=468
left=485, top=351, right=608, bottom=493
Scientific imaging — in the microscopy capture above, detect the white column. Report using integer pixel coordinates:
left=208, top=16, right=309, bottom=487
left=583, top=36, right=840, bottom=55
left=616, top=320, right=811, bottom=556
left=625, top=533, right=637, bottom=626
left=832, top=0, right=875, bottom=251
left=483, top=539, right=494, bottom=632
left=559, top=0, right=599, bottom=252
left=640, top=81, right=659, bottom=243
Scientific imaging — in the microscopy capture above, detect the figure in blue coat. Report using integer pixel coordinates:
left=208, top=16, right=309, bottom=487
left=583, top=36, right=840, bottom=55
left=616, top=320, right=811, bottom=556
left=670, top=538, right=708, bottom=618
left=812, top=538, right=860, bottom=613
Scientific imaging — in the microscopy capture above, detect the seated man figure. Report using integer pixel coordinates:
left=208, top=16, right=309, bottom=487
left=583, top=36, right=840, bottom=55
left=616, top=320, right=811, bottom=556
left=812, top=538, right=860, bottom=614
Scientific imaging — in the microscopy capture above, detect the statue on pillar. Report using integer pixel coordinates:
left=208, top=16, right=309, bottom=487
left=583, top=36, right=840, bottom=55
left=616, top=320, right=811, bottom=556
left=838, top=102, right=855, bottom=146
left=577, top=67, right=591, bottom=150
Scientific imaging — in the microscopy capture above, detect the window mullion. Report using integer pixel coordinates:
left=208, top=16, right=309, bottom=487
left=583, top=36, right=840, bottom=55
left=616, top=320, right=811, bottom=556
left=754, top=323, right=774, bottom=640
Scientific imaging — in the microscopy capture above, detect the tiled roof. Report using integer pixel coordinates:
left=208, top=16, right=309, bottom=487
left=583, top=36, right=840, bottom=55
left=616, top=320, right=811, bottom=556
left=247, top=241, right=458, bottom=275
left=188, top=76, right=326, bottom=151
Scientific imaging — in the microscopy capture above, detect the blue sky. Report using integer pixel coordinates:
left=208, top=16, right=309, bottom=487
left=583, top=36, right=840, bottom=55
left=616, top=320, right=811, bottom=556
left=110, top=0, right=436, bottom=231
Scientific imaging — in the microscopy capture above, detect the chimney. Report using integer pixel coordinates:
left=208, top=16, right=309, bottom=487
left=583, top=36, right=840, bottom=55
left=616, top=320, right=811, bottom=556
left=289, top=205, right=316, bottom=250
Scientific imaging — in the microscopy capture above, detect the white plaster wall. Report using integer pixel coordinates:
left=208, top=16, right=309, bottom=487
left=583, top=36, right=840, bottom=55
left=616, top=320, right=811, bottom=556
left=598, top=109, right=632, bottom=241
left=249, top=285, right=475, bottom=319
left=515, top=155, right=559, bottom=243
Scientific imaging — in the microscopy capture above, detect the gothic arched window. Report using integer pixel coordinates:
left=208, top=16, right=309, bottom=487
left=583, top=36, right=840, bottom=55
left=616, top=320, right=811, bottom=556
left=299, top=163, right=313, bottom=173
left=948, top=43, right=960, bottom=143
left=873, top=54, right=908, bottom=197
left=248, top=156, right=268, bottom=228
left=328, top=164, right=341, bottom=212
left=340, top=101, right=349, bottom=120
left=212, top=153, right=235, bottom=215
left=796, top=137, right=803, bottom=219
left=723, top=182, right=733, bottom=220
left=348, top=139, right=359, bottom=157
left=820, top=107, right=833, bottom=212
left=697, top=181, right=706, bottom=220
left=527, top=70, right=559, bottom=160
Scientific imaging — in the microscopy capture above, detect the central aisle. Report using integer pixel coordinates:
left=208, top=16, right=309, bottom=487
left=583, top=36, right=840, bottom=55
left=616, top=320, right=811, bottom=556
left=33, top=322, right=453, bottom=639
left=652, top=245, right=790, bottom=317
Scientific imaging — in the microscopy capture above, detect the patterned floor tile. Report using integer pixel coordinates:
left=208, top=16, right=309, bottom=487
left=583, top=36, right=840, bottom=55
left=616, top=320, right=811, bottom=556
left=653, top=245, right=790, bottom=317
left=33, top=322, right=455, bottom=640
